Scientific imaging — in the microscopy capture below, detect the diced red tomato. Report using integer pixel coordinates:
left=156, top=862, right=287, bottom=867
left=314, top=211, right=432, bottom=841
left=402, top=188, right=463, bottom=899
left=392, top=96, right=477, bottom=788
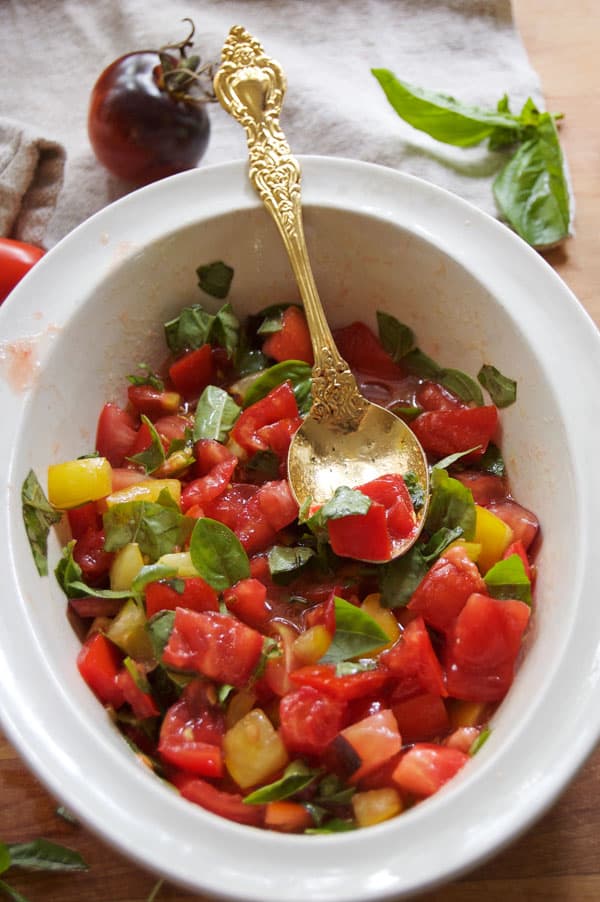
left=205, top=479, right=298, bottom=555
left=379, top=616, right=447, bottom=699
left=95, top=402, right=138, bottom=467
left=181, top=455, right=237, bottom=512
left=444, top=726, right=481, bottom=754
left=223, top=578, right=272, bottom=630
left=72, top=528, right=114, bottom=587
left=153, top=414, right=192, bottom=444
left=168, top=343, right=215, bottom=399
left=194, top=438, right=236, bottom=476
left=411, top=405, right=499, bottom=460
left=390, top=692, right=449, bottom=744
left=158, top=680, right=225, bottom=777
left=256, top=416, right=303, bottom=461
left=407, top=545, right=487, bottom=633
left=487, top=500, right=539, bottom=551
left=127, top=418, right=159, bottom=457
left=335, top=709, right=402, bottom=782
left=503, top=540, right=533, bottom=580
left=279, top=686, right=346, bottom=757
left=445, top=593, right=531, bottom=702
left=290, top=664, right=389, bottom=701
left=262, top=306, right=314, bottom=366
left=172, top=773, right=265, bottom=827
left=145, top=576, right=219, bottom=618
left=328, top=502, right=392, bottom=562
left=302, top=594, right=336, bottom=637
left=231, top=382, right=299, bottom=454
left=261, top=622, right=298, bottom=698
left=127, top=384, right=181, bottom=419
left=416, top=381, right=465, bottom=411
left=333, top=321, right=404, bottom=380
left=392, top=744, right=469, bottom=797
left=264, top=800, right=313, bottom=833
left=77, top=633, right=124, bottom=708
left=115, top=666, right=160, bottom=719
left=67, top=502, right=101, bottom=540
left=110, top=467, right=146, bottom=492
left=162, top=608, right=264, bottom=687
left=454, top=470, right=508, bottom=506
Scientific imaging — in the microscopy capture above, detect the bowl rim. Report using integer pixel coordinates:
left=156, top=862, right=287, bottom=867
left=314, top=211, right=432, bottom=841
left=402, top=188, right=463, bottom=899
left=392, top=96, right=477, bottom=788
left=1, top=155, right=600, bottom=902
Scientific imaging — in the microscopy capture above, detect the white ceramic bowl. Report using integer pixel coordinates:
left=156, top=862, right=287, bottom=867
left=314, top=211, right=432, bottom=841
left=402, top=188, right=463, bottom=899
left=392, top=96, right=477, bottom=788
left=1, top=157, right=600, bottom=901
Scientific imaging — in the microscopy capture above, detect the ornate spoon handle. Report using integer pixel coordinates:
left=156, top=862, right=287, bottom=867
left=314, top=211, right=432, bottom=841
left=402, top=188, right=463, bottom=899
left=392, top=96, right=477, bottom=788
left=214, top=26, right=367, bottom=429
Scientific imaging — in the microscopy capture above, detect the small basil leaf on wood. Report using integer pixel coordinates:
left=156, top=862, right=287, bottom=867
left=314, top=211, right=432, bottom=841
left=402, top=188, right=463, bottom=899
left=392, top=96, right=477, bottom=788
left=426, top=468, right=476, bottom=540
left=0, top=843, right=10, bottom=876
left=127, top=415, right=166, bottom=474
left=7, top=839, right=88, bottom=872
left=196, top=260, right=234, bottom=299
left=243, top=761, right=319, bottom=804
left=371, top=69, right=519, bottom=147
left=477, top=364, right=517, bottom=408
left=320, top=596, right=389, bottom=663
left=193, top=385, right=241, bottom=442
left=21, top=469, right=62, bottom=576
left=379, top=525, right=462, bottom=608
left=243, top=360, right=312, bottom=414
left=484, top=553, right=532, bottom=605
left=376, top=311, right=415, bottom=361
left=189, top=518, right=250, bottom=591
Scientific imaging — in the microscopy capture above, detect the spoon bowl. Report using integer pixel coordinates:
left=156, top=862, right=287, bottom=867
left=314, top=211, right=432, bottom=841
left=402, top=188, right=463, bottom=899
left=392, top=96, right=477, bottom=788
left=214, top=26, right=429, bottom=558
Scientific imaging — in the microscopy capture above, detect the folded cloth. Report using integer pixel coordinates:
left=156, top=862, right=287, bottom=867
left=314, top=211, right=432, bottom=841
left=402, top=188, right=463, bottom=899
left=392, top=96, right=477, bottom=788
left=0, top=119, right=65, bottom=247
left=1, top=0, right=544, bottom=248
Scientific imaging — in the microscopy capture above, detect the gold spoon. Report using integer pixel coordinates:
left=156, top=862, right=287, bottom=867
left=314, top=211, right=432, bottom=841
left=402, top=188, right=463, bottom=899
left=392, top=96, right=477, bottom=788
left=214, top=26, right=429, bottom=560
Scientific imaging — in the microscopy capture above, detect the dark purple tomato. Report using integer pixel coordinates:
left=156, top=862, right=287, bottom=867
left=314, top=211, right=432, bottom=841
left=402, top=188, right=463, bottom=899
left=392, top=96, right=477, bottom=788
left=88, top=51, right=210, bottom=185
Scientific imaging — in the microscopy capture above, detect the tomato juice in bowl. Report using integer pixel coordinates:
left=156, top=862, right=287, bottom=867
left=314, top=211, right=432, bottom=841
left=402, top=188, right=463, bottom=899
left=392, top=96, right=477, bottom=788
left=0, top=157, right=599, bottom=900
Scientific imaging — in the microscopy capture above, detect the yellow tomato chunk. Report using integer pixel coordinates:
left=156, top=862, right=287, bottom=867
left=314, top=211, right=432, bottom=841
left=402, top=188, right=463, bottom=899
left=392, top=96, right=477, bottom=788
left=474, top=504, right=513, bottom=573
left=352, top=788, right=403, bottom=827
left=110, top=542, right=144, bottom=591
left=293, top=625, right=332, bottom=665
left=107, top=597, right=154, bottom=663
left=445, top=539, right=482, bottom=563
left=223, top=709, right=289, bottom=790
left=360, top=593, right=401, bottom=655
left=156, top=552, right=198, bottom=577
left=105, top=478, right=181, bottom=508
left=47, top=457, right=112, bottom=509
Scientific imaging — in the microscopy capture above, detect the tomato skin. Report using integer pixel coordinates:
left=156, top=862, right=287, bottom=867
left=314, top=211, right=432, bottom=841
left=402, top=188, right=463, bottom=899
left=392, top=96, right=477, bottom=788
left=279, top=686, right=346, bottom=757
left=231, top=382, right=299, bottom=454
left=168, top=343, right=215, bottom=399
left=144, top=577, right=219, bottom=618
left=67, top=502, right=101, bottom=540
left=416, top=381, right=464, bottom=411
left=158, top=681, right=225, bottom=777
left=88, top=51, right=210, bottom=185
left=454, top=470, right=508, bottom=506
left=411, top=405, right=499, bottom=460
left=95, top=402, right=138, bottom=467
left=392, top=743, right=469, bottom=797
left=336, top=709, right=402, bottom=783
left=181, top=456, right=237, bottom=512
left=127, top=384, right=181, bottom=418
left=115, top=666, right=160, bottom=719
left=223, top=578, right=272, bottom=630
left=262, top=306, right=314, bottom=365
left=445, top=593, right=531, bottom=702
left=205, top=479, right=298, bottom=555
left=290, top=664, right=389, bottom=701
left=407, top=545, right=487, bottom=634
left=72, top=528, right=114, bottom=587
left=162, top=608, right=265, bottom=687
left=77, top=633, right=124, bottom=708
left=172, top=773, right=265, bottom=827
left=380, top=616, right=447, bottom=699
left=0, top=238, right=45, bottom=303
left=333, top=321, right=404, bottom=379
left=487, top=499, right=539, bottom=551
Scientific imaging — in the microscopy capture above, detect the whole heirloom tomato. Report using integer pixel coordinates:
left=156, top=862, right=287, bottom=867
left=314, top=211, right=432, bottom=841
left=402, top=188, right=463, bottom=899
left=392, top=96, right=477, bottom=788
left=88, top=20, right=214, bottom=185
left=0, top=238, right=45, bottom=303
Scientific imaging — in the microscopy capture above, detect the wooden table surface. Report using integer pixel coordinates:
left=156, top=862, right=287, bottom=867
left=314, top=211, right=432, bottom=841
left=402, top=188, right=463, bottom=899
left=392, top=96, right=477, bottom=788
left=2, top=2, right=599, bottom=899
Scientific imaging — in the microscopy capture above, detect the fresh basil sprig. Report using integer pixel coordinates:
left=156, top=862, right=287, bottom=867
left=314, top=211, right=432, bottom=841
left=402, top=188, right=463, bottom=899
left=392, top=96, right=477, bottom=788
left=0, top=837, right=87, bottom=900
left=372, top=70, right=571, bottom=248
left=103, top=489, right=193, bottom=561
left=164, top=301, right=240, bottom=358
left=196, top=260, right=234, bottom=299
left=21, top=470, right=62, bottom=576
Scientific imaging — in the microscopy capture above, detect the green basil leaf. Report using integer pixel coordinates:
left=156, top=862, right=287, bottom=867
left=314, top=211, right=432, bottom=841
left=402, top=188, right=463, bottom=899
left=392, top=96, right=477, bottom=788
left=236, top=348, right=270, bottom=377
left=243, top=360, right=313, bottom=414
left=146, top=610, right=176, bottom=659
left=475, top=442, right=506, bottom=477
left=334, top=659, right=378, bottom=677
left=469, top=727, right=491, bottom=756
left=390, top=404, right=423, bottom=422
left=493, top=113, right=570, bottom=248
left=103, top=495, right=193, bottom=561
left=127, top=363, right=164, bottom=391
left=402, top=347, right=443, bottom=379
left=127, top=415, right=166, bottom=474
left=21, top=469, right=62, bottom=576
left=484, top=553, right=532, bottom=605
left=196, top=260, right=234, bottom=299
left=54, top=540, right=85, bottom=598
left=164, top=302, right=240, bottom=357
left=0, top=843, right=10, bottom=876
left=477, top=364, right=517, bottom=408
left=433, top=447, right=481, bottom=471
left=372, top=69, right=519, bottom=147
left=193, top=385, right=241, bottom=443
left=315, top=774, right=356, bottom=805
left=305, top=818, right=355, bottom=834
left=131, top=563, right=179, bottom=598
left=55, top=807, right=79, bottom=825
left=244, top=760, right=319, bottom=805
left=7, top=840, right=88, bottom=873
left=376, top=311, right=415, bottom=362
left=439, top=369, right=484, bottom=406
left=426, top=468, right=476, bottom=540
left=189, top=518, right=250, bottom=591
left=306, top=486, right=372, bottom=534
left=0, top=879, right=29, bottom=902
left=267, top=545, right=315, bottom=577
left=256, top=307, right=285, bottom=335
left=321, top=596, right=389, bottom=664
left=403, top=472, right=426, bottom=511
left=379, top=525, right=462, bottom=607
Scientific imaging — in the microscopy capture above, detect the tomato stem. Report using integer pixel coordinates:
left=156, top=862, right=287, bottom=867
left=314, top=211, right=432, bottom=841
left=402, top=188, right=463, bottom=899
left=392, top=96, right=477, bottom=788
left=154, top=18, right=218, bottom=105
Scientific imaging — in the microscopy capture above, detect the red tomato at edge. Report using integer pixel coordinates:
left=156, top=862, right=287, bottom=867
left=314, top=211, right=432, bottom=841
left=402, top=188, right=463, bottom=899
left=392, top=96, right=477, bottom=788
left=0, top=238, right=45, bottom=303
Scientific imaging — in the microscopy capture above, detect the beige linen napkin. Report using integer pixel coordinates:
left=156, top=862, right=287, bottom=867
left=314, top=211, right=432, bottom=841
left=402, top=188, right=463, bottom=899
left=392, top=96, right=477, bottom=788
left=1, top=0, right=545, bottom=248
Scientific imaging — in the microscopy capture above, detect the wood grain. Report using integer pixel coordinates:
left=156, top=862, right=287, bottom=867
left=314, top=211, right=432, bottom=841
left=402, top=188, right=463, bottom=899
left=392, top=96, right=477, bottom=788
left=2, top=2, right=599, bottom=899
